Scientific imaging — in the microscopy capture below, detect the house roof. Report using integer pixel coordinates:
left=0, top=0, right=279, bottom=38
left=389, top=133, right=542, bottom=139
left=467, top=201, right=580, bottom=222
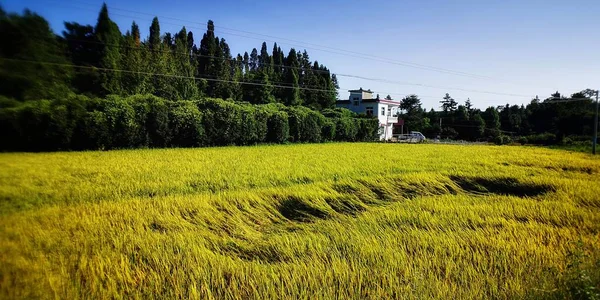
left=336, top=99, right=400, bottom=105
left=362, top=99, right=400, bottom=105
left=348, top=88, right=373, bottom=93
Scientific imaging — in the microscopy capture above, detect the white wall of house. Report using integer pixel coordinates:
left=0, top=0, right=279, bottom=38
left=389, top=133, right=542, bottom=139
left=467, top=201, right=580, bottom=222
left=337, top=94, right=400, bottom=140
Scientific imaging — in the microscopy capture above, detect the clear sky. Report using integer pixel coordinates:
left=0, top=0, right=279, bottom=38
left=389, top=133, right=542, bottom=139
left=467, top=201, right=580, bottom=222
left=2, top=0, right=599, bottom=109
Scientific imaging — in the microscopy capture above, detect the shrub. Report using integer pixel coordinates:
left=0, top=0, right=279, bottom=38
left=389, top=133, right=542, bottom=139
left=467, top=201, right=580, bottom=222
left=321, top=119, right=336, bottom=142
left=103, top=96, right=142, bottom=149
left=335, top=117, right=358, bottom=141
left=199, top=98, right=243, bottom=146
left=525, top=133, right=557, bottom=145
left=356, top=118, right=379, bottom=141
left=169, top=101, right=204, bottom=147
left=84, top=110, right=111, bottom=150
left=239, top=106, right=259, bottom=145
left=0, top=95, right=378, bottom=151
left=267, top=111, right=289, bottom=144
left=518, top=136, right=528, bottom=145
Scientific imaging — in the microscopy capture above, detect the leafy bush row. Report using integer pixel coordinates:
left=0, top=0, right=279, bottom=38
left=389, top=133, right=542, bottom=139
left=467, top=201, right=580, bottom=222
left=0, top=95, right=379, bottom=151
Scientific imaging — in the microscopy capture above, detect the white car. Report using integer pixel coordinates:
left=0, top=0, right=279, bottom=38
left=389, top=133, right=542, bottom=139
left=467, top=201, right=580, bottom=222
left=410, top=131, right=427, bottom=143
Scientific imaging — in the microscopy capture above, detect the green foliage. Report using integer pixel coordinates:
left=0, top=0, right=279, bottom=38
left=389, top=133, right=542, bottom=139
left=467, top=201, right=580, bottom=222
left=94, top=4, right=122, bottom=95
left=334, top=117, right=358, bottom=141
left=321, top=119, right=336, bottom=142
left=169, top=101, right=204, bottom=147
left=517, top=136, right=528, bottom=145
left=524, top=133, right=557, bottom=145
left=267, top=110, right=290, bottom=143
left=0, top=9, right=72, bottom=100
left=0, top=95, right=372, bottom=151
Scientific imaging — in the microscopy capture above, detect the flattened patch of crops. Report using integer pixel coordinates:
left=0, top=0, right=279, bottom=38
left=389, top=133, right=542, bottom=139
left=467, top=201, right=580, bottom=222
left=450, top=175, right=554, bottom=197
left=276, top=195, right=330, bottom=222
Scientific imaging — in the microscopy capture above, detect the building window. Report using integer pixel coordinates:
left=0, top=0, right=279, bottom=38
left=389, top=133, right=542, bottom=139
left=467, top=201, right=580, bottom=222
left=366, top=107, right=373, bottom=116
left=387, top=107, right=391, bottom=116
left=353, top=97, right=359, bottom=106
left=381, top=107, right=385, bottom=116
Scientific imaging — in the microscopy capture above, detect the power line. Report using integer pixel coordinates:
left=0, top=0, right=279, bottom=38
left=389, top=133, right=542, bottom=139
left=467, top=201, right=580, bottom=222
left=0, top=57, right=338, bottom=93
left=41, top=0, right=523, bottom=82
left=31, top=34, right=533, bottom=100
left=0, top=56, right=454, bottom=101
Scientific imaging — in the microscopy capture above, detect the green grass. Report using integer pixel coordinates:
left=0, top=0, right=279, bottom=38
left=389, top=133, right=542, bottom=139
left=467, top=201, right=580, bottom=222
left=0, top=143, right=599, bottom=299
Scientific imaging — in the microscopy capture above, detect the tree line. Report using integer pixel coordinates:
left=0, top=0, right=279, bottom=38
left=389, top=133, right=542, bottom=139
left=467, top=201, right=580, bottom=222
left=0, top=95, right=378, bottom=151
left=0, top=4, right=597, bottom=150
left=397, top=90, right=598, bottom=145
left=0, top=4, right=338, bottom=109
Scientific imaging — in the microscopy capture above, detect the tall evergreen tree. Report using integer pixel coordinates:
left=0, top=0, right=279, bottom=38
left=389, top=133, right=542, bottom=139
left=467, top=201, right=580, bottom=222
left=186, top=31, right=194, bottom=54
left=146, top=17, right=176, bottom=99
left=213, top=38, right=234, bottom=99
left=149, top=17, right=160, bottom=50
left=440, top=93, right=458, bottom=112
left=258, top=42, right=272, bottom=74
left=271, top=43, right=285, bottom=101
left=0, top=9, right=72, bottom=99
left=283, top=48, right=300, bottom=106
left=249, top=48, right=259, bottom=72
left=94, top=3, right=122, bottom=95
left=62, top=22, right=97, bottom=94
left=121, top=21, right=149, bottom=95
left=198, top=21, right=219, bottom=96
left=242, top=51, right=249, bottom=74
left=173, top=27, right=198, bottom=99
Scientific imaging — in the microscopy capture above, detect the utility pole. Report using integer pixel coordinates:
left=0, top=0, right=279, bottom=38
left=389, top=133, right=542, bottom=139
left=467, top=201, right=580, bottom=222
left=593, top=90, right=599, bottom=155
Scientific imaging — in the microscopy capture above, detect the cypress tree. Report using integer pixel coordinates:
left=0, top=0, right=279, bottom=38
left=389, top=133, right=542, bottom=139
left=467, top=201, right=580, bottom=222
left=174, top=27, right=198, bottom=99
left=149, top=17, right=160, bottom=50
left=283, top=48, right=300, bottom=106
left=121, top=21, right=149, bottom=95
left=213, top=38, right=233, bottom=99
left=271, top=43, right=285, bottom=101
left=258, top=42, right=271, bottom=74
left=94, top=3, right=122, bottom=95
left=249, top=48, right=258, bottom=72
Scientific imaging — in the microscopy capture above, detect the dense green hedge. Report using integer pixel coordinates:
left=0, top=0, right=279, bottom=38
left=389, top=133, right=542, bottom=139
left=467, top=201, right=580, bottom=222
left=0, top=95, right=379, bottom=151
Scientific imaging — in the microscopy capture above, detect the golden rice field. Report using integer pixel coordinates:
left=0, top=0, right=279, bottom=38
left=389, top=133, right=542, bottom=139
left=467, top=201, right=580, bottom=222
left=0, top=143, right=599, bottom=299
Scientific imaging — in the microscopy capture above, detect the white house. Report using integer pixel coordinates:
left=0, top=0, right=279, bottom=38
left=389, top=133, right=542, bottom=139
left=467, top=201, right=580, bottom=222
left=336, top=88, right=400, bottom=140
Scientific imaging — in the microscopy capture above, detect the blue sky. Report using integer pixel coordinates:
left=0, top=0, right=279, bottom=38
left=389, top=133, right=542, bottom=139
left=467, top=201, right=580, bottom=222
left=2, top=0, right=599, bottom=109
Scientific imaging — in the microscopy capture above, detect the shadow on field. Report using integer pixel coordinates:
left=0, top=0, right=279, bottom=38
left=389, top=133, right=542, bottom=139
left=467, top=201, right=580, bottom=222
left=449, top=176, right=554, bottom=197
left=214, top=175, right=558, bottom=264
left=276, top=196, right=330, bottom=222
left=273, top=175, right=555, bottom=224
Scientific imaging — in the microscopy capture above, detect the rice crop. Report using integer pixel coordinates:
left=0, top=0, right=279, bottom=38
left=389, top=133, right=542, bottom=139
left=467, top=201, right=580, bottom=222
left=0, top=143, right=599, bottom=299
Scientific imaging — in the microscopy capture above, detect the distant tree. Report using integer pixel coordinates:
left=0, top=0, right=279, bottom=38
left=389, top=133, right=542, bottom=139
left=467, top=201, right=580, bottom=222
left=482, top=106, right=501, bottom=138
left=0, top=9, right=72, bottom=100
left=400, top=94, right=421, bottom=113
left=283, top=48, right=300, bottom=106
left=94, top=3, right=122, bottom=95
left=186, top=31, right=194, bottom=54
left=249, top=48, right=259, bottom=71
left=258, top=42, right=272, bottom=74
left=465, top=98, right=473, bottom=113
left=173, top=27, right=198, bottom=99
left=121, top=21, right=149, bottom=95
left=62, top=22, right=97, bottom=94
left=149, top=17, right=160, bottom=50
left=440, top=93, right=458, bottom=112
left=399, top=95, right=426, bottom=133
